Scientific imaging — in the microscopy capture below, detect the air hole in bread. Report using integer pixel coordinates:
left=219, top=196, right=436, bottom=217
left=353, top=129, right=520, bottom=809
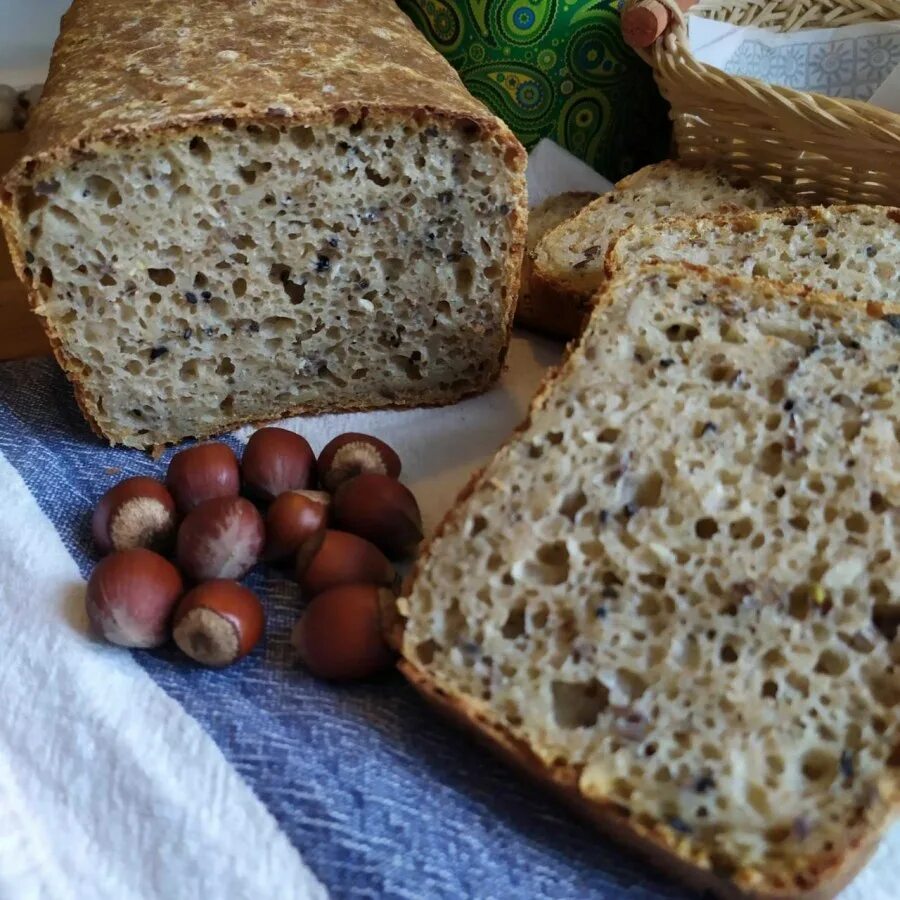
left=665, top=323, right=700, bottom=342
left=147, top=267, right=175, bottom=286
left=872, top=604, right=900, bottom=642
left=501, top=605, right=527, bottom=640
left=801, top=749, right=838, bottom=783
left=552, top=679, right=609, bottom=729
left=814, top=649, right=849, bottom=677
left=559, top=490, right=587, bottom=522
left=415, top=639, right=438, bottom=665
left=729, top=518, right=753, bottom=540
left=636, top=472, right=664, bottom=507
left=867, top=673, right=900, bottom=707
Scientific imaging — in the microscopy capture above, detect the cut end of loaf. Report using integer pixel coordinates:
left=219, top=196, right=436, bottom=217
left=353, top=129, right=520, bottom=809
left=402, top=265, right=900, bottom=897
left=3, top=112, right=524, bottom=447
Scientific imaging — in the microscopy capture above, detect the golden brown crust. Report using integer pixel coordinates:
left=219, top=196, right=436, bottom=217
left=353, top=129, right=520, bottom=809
left=518, top=266, right=593, bottom=339
left=399, top=660, right=886, bottom=900
left=515, top=192, right=598, bottom=339
left=0, top=0, right=527, bottom=450
left=524, top=164, right=692, bottom=335
left=398, top=263, right=900, bottom=900
left=4, top=0, right=503, bottom=185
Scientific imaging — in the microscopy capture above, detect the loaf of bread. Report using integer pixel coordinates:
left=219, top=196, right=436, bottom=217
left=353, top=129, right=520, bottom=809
left=396, top=264, right=900, bottom=900
left=530, top=162, right=783, bottom=328
left=0, top=0, right=527, bottom=449
left=516, top=192, right=598, bottom=339
left=607, top=206, right=900, bottom=304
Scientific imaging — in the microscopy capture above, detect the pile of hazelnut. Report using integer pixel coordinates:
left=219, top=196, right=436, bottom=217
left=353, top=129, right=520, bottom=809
left=87, top=428, right=420, bottom=681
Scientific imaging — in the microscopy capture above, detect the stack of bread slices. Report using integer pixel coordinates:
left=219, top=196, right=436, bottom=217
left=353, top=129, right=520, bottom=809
left=516, top=161, right=900, bottom=337
left=401, top=161, right=900, bottom=900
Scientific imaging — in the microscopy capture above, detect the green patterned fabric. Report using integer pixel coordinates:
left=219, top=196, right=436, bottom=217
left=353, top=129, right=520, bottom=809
left=398, top=0, right=671, bottom=181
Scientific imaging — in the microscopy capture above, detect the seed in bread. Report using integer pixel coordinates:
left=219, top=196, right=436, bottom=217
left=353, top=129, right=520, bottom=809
left=0, top=0, right=527, bottom=449
left=398, top=264, right=900, bottom=900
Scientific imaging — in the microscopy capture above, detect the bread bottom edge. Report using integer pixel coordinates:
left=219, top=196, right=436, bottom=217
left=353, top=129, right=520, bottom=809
left=397, top=660, right=883, bottom=900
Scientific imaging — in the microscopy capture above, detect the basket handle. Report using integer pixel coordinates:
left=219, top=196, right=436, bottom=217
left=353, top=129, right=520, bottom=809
left=621, top=0, right=697, bottom=49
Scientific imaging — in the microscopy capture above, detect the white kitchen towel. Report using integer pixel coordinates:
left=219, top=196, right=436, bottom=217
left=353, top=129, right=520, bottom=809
left=688, top=14, right=900, bottom=101
left=0, top=450, right=327, bottom=900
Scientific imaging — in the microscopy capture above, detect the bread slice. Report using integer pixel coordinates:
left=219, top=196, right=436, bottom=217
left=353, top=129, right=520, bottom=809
left=530, top=162, right=784, bottom=325
left=0, top=0, right=527, bottom=449
left=607, top=206, right=900, bottom=305
left=516, top=192, right=598, bottom=338
left=396, top=264, right=900, bottom=900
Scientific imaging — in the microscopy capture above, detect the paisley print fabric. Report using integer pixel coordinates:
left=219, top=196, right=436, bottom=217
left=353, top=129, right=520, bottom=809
left=398, top=0, right=670, bottom=180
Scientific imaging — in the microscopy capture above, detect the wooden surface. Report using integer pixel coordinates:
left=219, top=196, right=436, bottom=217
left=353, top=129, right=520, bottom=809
left=0, top=131, right=52, bottom=361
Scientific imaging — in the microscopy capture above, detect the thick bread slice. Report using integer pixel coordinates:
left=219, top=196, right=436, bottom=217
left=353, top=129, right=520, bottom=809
left=397, top=264, right=900, bottom=900
left=607, top=206, right=900, bottom=305
left=0, top=0, right=527, bottom=449
left=530, top=162, right=784, bottom=331
left=516, top=192, right=598, bottom=339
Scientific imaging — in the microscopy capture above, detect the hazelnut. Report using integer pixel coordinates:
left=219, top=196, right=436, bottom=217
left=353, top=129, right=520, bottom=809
left=166, top=443, right=240, bottom=513
left=92, top=476, right=177, bottom=555
left=85, top=548, right=183, bottom=648
left=176, top=496, right=264, bottom=582
left=317, top=432, right=401, bottom=492
left=241, top=427, right=316, bottom=503
left=292, top=583, right=396, bottom=681
left=173, top=580, right=265, bottom=667
left=332, top=473, right=422, bottom=558
left=295, top=529, right=395, bottom=597
left=264, top=490, right=330, bottom=562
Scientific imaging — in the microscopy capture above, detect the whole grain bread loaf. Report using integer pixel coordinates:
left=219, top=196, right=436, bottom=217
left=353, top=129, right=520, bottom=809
left=530, top=162, right=784, bottom=328
left=516, top=192, right=598, bottom=339
left=607, top=206, right=900, bottom=305
left=0, top=0, right=527, bottom=449
left=396, top=264, right=900, bottom=900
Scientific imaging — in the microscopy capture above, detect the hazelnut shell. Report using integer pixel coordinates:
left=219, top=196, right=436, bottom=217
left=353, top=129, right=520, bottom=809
left=173, top=580, right=265, bottom=667
left=295, top=529, right=395, bottom=597
left=176, top=496, right=264, bottom=582
left=264, top=490, right=330, bottom=562
left=292, top=583, right=396, bottom=681
left=332, top=473, right=422, bottom=558
left=241, top=427, right=316, bottom=503
left=92, top=476, right=177, bottom=555
left=317, top=432, right=401, bottom=493
left=166, top=443, right=240, bottom=513
left=85, top=548, right=184, bottom=648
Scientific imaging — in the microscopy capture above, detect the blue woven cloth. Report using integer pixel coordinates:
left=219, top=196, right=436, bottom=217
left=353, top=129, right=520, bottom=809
left=0, top=356, right=690, bottom=900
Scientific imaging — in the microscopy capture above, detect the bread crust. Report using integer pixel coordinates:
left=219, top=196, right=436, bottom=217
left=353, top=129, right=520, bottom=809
left=399, top=661, right=887, bottom=900
left=0, top=0, right=527, bottom=449
left=516, top=192, right=598, bottom=339
left=527, top=162, right=698, bottom=334
left=396, top=263, right=900, bottom=900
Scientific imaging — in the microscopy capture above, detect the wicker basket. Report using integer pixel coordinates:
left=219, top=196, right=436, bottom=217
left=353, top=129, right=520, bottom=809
left=623, top=0, right=900, bottom=204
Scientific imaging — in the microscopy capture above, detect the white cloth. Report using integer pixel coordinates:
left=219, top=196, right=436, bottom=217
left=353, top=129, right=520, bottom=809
left=688, top=14, right=900, bottom=105
left=0, top=452, right=327, bottom=900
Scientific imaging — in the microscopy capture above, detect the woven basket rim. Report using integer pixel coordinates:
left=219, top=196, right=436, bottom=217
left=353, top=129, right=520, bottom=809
left=626, top=0, right=900, bottom=130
